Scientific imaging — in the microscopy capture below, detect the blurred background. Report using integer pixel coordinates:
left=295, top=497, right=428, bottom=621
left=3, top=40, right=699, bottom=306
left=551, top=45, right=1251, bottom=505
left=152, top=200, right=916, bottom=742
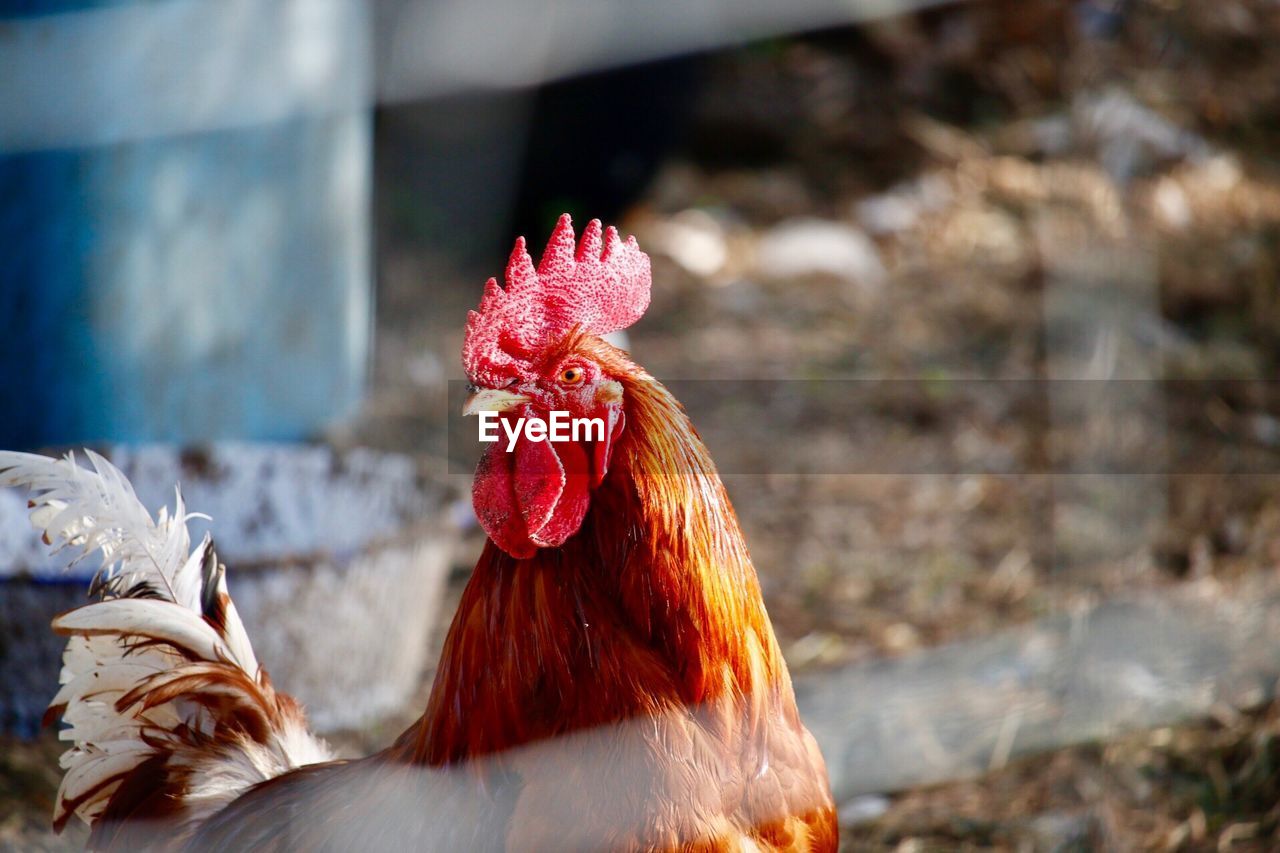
left=5, top=0, right=1280, bottom=849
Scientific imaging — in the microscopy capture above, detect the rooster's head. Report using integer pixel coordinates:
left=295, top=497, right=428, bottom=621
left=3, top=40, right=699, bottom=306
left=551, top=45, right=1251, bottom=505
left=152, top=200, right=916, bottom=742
left=462, top=214, right=651, bottom=559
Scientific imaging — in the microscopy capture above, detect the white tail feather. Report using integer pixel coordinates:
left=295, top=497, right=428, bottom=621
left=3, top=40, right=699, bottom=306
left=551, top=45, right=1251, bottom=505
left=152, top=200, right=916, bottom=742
left=0, top=450, right=199, bottom=607
left=0, top=450, right=332, bottom=838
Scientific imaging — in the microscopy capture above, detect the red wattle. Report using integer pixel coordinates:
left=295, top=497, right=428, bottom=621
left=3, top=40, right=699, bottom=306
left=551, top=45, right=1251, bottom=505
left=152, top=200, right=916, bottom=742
left=472, top=418, right=596, bottom=558
left=529, top=439, right=590, bottom=548
left=473, top=441, right=536, bottom=559
left=513, top=436, right=566, bottom=538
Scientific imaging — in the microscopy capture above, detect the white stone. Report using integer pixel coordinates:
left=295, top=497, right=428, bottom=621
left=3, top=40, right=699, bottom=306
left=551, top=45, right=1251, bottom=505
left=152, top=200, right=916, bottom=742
left=649, top=209, right=730, bottom=278
left=838, top=794, right=891, bottom=826
left=755, top=218, right=886, bottom=287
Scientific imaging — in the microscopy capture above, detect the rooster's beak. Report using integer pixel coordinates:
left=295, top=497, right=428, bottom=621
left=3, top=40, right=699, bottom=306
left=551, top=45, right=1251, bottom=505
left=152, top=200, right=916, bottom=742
left=463, top=388, right=530, bottom=416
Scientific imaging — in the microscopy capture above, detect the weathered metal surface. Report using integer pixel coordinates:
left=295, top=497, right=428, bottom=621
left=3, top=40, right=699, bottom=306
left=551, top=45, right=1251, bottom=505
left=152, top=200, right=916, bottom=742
left=0, top=0, right=371, bottom=449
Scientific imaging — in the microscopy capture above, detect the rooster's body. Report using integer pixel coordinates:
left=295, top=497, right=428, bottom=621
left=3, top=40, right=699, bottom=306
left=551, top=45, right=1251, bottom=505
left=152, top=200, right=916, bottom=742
left=3, top=215, right=835, bottom=851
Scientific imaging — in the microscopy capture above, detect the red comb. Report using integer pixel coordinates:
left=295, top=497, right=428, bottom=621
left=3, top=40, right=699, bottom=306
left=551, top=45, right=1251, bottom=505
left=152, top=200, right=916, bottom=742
left=463, top=214, right=651, bottom=384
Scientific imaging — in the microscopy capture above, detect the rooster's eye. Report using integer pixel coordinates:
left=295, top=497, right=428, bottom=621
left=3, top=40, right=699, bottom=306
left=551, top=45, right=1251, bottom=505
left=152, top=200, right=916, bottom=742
left=559, top=366, right=584, bottom=385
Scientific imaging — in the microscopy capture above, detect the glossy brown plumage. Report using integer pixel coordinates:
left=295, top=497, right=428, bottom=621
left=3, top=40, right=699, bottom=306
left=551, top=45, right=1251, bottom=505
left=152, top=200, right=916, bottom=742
left=194, top=336, right=837, bottom=851
left=414, top=338, right=836, bottom=849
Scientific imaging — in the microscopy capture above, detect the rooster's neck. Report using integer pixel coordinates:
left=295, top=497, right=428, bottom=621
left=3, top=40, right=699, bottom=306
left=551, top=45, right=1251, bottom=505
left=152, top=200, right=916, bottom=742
left=607, top=371, right=785, bottom=695
left=400, top=370, right=788, bottom=766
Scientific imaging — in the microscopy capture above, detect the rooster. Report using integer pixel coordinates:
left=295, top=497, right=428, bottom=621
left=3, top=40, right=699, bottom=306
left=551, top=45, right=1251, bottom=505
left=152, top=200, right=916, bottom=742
left=1, top=214, right=836, bottom=851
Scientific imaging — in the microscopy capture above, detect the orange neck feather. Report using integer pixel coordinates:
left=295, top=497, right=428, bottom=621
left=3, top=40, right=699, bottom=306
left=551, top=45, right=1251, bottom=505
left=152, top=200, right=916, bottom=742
left=397, top=345, right=788, bottom=766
